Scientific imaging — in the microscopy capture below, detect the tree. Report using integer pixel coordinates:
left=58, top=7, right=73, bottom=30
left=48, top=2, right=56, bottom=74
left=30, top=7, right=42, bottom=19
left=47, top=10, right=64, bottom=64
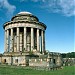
left=61, top=52, right=75, bottom=58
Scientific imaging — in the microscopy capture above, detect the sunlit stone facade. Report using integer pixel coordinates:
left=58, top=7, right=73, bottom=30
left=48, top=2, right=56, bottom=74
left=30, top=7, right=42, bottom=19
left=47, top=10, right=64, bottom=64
left=4, top=12, right=46, bottom=54
left=0, top=12, right=62, bottom=69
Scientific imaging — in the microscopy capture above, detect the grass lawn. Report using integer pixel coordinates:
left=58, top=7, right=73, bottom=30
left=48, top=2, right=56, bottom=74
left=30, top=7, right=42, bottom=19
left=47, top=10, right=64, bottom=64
left=0, top=65, right=75, bottom=75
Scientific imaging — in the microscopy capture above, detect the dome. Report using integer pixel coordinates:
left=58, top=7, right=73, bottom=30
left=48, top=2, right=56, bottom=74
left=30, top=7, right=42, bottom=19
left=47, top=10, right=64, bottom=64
left=11, top=11, right=39, bottom=22
left=18, top=11, right=32, bottom=15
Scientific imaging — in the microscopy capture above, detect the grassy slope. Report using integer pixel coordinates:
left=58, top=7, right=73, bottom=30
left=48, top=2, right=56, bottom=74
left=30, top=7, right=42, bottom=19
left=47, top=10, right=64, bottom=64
left=0, top=65, right=75, bottom=75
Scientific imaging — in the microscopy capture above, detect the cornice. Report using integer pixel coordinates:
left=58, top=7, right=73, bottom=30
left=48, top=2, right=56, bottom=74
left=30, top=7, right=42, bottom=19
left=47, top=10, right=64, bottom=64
left=3, top=20, right=47, bottom=30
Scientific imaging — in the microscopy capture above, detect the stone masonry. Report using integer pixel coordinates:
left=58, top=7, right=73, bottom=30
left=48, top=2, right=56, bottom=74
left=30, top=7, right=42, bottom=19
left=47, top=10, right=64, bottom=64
left=0, top=11, right=62, bottom=69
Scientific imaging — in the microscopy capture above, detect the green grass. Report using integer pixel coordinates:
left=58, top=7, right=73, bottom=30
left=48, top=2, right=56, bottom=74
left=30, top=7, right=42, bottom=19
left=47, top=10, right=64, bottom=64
left=0, top=65, right=75, bottom=75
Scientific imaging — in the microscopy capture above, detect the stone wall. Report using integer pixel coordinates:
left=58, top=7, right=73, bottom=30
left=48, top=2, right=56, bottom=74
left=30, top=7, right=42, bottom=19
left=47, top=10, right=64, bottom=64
left=0, top=52, right=63, bottom=69
left=12, top=56, right=26, bottom=66
left=1, top=56, right=12, bottom=65
left=63, top=58, right=75, bottom=66
left=1, top=55, right=28, bottom=66
left=29, top=58, right=49, bottom=67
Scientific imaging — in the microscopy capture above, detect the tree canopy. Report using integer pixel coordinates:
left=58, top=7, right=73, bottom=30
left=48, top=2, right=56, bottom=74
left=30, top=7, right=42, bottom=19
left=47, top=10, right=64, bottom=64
left=61, top=52, right=75, bottom=58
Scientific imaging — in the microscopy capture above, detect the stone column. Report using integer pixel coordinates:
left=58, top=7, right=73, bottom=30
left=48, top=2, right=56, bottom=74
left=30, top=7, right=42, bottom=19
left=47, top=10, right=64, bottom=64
left=17, top=27, right=19, bottom=52
left=41, top=30, right=44, bottom=54
left=24, top=27, right=26, bottom=51
left=4, top=30, right=6, bottom=52
left=20, top=33, right=22, bottom=51
left=10, top=28, right=13, bottom=52
left=31, top=28, right=34, bottom=51
left=6, top=30, right=9, bottom=52
left=37, top=29, right=40, bottom=52
left=43, top=31, right=45, bottom=53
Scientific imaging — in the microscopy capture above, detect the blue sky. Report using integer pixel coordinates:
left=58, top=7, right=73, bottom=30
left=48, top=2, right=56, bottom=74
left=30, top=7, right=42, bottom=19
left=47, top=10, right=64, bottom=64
left=0, top=0, right=74, bottom=53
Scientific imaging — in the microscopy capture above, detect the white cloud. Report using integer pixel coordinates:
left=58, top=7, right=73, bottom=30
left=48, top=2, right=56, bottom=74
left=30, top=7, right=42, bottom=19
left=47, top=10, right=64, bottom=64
left=58, top=0, right=75, bottom=16
left=1, top=0, right=74, bottom=17
left=0, top=0, right=16, bottom=16
left=17, top=0, right=27, bottom=2
left=31, top=0, right=40, bottom=2
left=32, top=0, right=75, bottom=16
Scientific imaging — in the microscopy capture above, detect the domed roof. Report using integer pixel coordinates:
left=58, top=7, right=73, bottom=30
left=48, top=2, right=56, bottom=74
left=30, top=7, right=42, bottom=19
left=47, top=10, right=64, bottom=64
left=11, top=11, right=39, bottom=22
left=18, top=11, right=32, bottom=15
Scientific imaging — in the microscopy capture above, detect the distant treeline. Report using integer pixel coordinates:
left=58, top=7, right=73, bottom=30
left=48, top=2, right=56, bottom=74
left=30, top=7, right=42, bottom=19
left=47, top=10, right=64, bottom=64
left=61, top=52, right=75, bottom=58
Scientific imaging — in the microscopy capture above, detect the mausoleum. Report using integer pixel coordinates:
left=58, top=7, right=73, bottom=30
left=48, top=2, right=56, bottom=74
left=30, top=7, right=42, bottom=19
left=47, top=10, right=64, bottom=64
left=0, top=12, right=62, bottom=69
